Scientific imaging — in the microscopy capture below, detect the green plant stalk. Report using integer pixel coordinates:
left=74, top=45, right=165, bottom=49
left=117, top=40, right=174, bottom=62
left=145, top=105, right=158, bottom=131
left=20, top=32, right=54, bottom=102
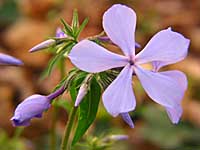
left=13, top=127, right=24, bottom=139
left=50, top=107, right=58, bottom=150
left=51, top=57, right=66, bottom=150
left=61, top=107, right=78, bottom=150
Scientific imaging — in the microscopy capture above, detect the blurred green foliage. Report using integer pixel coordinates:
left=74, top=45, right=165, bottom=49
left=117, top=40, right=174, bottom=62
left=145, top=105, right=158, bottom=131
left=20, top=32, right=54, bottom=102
left=0, top=129, right=25, bottom=150
left=0, top=0, right=19, bottom=29
left=140, top=105, right=200, bottom=149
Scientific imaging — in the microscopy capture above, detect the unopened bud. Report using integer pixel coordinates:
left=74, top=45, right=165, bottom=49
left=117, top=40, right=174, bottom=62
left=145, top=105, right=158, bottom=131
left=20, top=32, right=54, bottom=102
left=29, top=39, right=56, bottom=53
left=11, top=85, right=66, bottom=127
left=0, top=53, right=23, bottom=66
left=11, top=94, right=50, bottom=127
left=74, top=84, right=88, bottom=107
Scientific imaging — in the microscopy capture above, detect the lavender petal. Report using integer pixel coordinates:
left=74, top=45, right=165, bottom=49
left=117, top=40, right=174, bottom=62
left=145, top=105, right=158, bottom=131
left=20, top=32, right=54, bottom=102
left=103, top=4, right=136, bottom=57
left=102, top=64, right=136, bottom=117
left=159, top=70, right=187, bottom=123
left=135, top=28, right=190, bottom=69
left=166, top=105, right=183, bottom=124
left=68, top=40, right=128, bottom=73
left=134, top=66, right=185, bottom=108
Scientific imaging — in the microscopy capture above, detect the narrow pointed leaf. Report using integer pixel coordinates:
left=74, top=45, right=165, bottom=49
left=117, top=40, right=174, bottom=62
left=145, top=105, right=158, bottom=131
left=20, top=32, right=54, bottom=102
left=75, top=17, right=89, bottom=39
left=72, top=9, right=79, bottom=31
left=60, top=19, right=73, bottom=37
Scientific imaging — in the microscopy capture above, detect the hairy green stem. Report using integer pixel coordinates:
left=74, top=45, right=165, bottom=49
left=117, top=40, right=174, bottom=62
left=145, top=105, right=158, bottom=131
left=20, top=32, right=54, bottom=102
left=61, top=107, right=78, bottom=150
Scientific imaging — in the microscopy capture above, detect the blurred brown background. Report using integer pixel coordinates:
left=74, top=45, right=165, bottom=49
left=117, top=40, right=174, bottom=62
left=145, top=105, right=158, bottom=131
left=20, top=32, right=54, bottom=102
left=0, top=0, right=200, bottom=150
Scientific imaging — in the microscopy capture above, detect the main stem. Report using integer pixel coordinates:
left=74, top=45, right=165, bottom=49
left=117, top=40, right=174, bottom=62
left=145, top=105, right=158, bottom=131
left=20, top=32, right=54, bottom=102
left=61, top=107, right=78, bottom=150
left=51, top=57, right=66, bottom=150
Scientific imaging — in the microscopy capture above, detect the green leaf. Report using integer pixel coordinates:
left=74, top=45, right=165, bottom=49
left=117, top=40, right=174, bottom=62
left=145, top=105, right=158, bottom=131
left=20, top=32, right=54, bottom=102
left=0, top=0, right=19, bottom=27
left=70, top=80, right=78, bottom=102
left=74, top=17, right=89, bottom=39
left=71, top=78, right=101, bottom=145
left=71, top=9, right=79, bottom=32
left=60, top=18, right=73, bottom=37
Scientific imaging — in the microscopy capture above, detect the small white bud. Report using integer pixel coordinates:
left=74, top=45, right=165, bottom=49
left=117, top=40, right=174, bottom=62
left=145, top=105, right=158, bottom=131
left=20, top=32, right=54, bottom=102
left=29, top=39, right=56, bottom=53
left=74, top=84, right=88, bottom=107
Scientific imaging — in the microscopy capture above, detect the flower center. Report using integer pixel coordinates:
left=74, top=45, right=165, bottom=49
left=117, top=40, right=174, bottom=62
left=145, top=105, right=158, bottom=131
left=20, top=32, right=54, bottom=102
left=128, top=55, right=135, bottom=66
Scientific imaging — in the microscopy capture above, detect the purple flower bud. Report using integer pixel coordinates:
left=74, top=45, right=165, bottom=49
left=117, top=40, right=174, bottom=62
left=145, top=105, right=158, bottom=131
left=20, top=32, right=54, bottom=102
left=120, top=112, right=134, bottom=128
left=11, top=86, right=66, bottom=127
left=11, top=95, right=50, bottom=126
left=56, top=28, right=67, bottom=38
left=75, top=84, right=88, bottom=107
left=0, top=53, right=23, bottom=66
left=29, top=39, right=56, bottom=53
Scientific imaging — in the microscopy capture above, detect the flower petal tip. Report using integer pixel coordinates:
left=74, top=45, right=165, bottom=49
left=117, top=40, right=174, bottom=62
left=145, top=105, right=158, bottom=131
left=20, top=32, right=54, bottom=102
left=121, top=112, right=134, bottom=128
